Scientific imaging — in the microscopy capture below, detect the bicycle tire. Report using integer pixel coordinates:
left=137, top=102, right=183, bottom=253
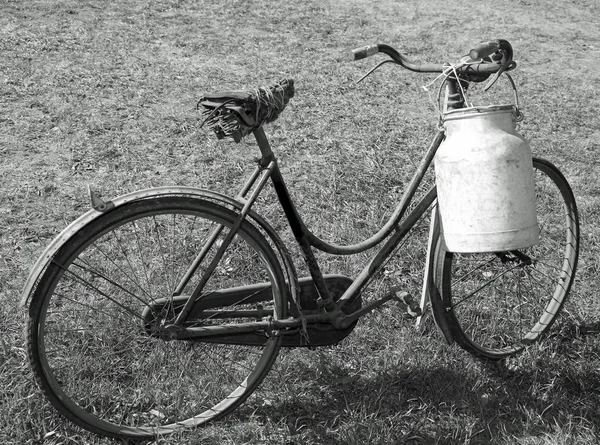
left=434, top=158, right=580, bottom=360
left=28, top=196, right=286, bottom=440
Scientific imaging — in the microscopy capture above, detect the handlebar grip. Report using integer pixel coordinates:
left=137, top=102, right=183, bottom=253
left=469, top=40, right=502, bottom=60
left=351, top=44, right=379, bottom=61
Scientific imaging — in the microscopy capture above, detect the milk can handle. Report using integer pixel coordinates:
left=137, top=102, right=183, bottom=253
left=505, top=73, right=523, bottom=122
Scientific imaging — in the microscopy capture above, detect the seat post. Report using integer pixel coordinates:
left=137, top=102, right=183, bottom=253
left=253, top=127, right=274, bottom=164
left=254, top=126, right=273, bottom=159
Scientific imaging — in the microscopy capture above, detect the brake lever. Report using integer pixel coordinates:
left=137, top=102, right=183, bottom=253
left=483, top=59, right=517, bottom=91
left=356, top=59, right=398, bottom=84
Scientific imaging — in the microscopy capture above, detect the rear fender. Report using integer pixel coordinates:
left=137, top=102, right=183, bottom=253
left=19, top=186, right=299, bottom=310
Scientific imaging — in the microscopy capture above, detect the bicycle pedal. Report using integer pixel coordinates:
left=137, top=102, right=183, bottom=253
left=390, top=288, right=422, bottom=318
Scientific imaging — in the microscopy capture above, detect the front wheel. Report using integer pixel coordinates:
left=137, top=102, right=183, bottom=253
left=27, top=196, right=287, bottom=440
left=434, top=158, right=580, bottom=360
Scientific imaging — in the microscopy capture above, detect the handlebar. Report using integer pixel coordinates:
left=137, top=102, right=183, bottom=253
left=352, top=44, right=444, bottom=73
left=351, top=40, right=514, bottom=77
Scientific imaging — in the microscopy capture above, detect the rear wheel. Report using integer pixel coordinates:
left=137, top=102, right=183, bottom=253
left=27, top=196, right=286, bottom=440
left=435, top=158, right=579, bottom=360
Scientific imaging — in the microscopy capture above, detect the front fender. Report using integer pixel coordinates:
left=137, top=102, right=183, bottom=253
left=428, top=207, right=454, bottom=345
left=420, top=204, right=454, bottom=345
left=19, top=186, right=299, bottom=310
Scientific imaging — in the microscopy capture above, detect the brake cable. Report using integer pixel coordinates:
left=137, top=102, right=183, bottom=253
left=355, top=59, right=398, bottom=84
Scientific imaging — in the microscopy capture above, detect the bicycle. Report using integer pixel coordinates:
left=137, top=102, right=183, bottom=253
left=20, top=39, right=580, bottom=441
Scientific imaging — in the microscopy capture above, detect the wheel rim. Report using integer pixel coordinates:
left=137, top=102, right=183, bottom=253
left=30, top=198, right=284, bottom=437
left=442, top=159, right=579, bottom=358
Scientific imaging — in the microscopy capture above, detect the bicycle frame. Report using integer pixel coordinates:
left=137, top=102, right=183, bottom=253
left=19, top=58, right=475, bottom=341
left=166, top=126, right=444, bottom=340
left=146, top=76, right=472, bottom=341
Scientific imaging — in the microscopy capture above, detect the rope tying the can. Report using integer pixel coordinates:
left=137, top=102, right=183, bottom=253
left=421, top=60, right=522, bottom=127
left=421, top=60, right=474, bottom=127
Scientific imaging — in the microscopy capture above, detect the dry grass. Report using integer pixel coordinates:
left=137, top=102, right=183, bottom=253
left=2, top=0, right=600, bottom=443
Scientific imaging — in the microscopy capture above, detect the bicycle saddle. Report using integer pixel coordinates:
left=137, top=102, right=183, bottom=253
left=199, top=78, right=294, bottom=142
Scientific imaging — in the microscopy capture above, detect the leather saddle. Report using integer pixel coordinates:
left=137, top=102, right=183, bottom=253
left=199, top=78, right=294, bottom=142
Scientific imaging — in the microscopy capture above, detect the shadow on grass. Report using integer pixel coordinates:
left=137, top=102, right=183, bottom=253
left=243, top=339, right=600, bottom=444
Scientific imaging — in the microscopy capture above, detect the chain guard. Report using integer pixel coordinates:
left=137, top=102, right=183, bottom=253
left=142, top=275, right=360, bottom=347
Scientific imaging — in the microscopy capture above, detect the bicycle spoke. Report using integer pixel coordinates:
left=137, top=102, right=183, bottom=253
left=131, top=219, right=156, bottom=301
left=71, top=260, right=151, bottom=309
left=524, top=268, right=565, bottom=300
left=51, top=261, right=146, bottom=322
left=99, top=230, right=155, bottom=301
left=452, top=263, right=521, bottom=309
left=47, top=292, right=131, bottom=321
left=152, top=215, right=175, bottom=298
left=527, top=264, right=568, bottom=293
left=534, top=257, right=568, bottom=276
left=450, top=256, right=497, bottom=287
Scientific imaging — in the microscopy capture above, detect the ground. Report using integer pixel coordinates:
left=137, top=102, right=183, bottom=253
left=1, top=0, right=600, bottom=443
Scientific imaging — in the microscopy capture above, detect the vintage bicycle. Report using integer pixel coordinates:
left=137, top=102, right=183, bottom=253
left=20, top=39, right=579, bottom=440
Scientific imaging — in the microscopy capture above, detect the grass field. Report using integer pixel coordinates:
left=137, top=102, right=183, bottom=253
left=2, top=0, right=600, bottom=443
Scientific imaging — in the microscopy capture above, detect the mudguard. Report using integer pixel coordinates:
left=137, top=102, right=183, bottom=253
left=420, top=204, right=455, bottom=345
left=19, top=186, right=300, bottom=310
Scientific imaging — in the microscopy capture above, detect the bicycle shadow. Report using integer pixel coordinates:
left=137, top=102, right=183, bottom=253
left=245, top=320, right=600, bottom=444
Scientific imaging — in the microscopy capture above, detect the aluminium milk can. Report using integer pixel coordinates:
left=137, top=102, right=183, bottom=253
left=434, top=105, right=539, bottom=253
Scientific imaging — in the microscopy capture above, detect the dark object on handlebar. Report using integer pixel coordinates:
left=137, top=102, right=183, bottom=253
left=469, top=40, right=501, bottom=60
left=469, top=39, right=512, bottom=62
